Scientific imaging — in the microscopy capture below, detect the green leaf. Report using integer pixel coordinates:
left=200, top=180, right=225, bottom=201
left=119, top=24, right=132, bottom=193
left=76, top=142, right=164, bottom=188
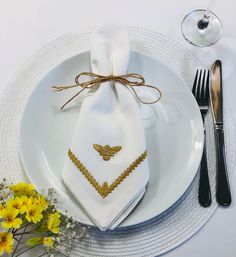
left=34, top=223, right=47, bottom=233
left=26, top=237, right=42, bottom=246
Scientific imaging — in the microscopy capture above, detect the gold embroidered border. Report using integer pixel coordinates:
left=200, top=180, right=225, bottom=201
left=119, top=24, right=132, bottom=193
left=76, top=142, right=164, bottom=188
left=68, top=148, right=147, bottom=198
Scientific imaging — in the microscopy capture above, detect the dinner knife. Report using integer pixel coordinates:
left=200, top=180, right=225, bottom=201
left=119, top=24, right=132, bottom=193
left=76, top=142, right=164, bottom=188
left=210, top=60, right=231, bottom=206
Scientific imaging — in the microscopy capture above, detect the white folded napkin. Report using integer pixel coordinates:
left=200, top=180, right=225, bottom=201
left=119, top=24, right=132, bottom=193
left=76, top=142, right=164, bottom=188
left=62, top=21, right=150, bottom=231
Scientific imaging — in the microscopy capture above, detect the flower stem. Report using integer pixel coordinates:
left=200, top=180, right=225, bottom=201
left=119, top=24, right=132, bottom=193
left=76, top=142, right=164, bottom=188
left=14, top=230, right=34, bottom=236
left=13, top=237, right=24, bottom=244
left=11, top=225, right=28, bottom=257
left=13, top=244, right=41, bottom=257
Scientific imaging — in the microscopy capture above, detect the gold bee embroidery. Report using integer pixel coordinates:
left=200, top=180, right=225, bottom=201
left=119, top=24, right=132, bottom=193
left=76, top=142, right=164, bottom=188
left=68, top=148, right=147, bottom=198
left=93, top=144, right=122, bottom=161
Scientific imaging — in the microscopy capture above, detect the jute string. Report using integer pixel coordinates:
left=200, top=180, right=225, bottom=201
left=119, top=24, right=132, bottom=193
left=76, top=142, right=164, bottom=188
left=52, top=72, right=162, bottom=110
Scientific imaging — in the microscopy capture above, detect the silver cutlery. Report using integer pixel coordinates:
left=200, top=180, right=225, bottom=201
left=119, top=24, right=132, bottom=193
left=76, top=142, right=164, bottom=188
left=210, top=60, right=231, bottom=206
left=192, top=69, right=212, bottom=207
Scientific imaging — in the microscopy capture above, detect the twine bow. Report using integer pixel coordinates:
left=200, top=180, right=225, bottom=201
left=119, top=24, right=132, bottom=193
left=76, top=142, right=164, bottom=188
left=52, top=72, right=162, bottom=110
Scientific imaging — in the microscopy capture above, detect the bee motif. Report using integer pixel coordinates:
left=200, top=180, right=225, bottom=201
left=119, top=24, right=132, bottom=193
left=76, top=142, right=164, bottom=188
left=93, top=144, right=122, bottom=161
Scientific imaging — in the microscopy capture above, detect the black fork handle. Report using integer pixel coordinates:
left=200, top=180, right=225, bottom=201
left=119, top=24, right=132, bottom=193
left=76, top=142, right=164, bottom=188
left=198, top=128, right=212, bottom=207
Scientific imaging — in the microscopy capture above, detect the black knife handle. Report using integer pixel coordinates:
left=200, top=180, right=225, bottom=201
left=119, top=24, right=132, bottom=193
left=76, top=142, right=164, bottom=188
left=198, top=132, right=212, bottom=207
left=216, top=127, right=231, bottom=206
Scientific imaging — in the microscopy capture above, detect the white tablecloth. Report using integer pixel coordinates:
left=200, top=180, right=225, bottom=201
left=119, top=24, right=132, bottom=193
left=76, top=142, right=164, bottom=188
left=0, top=0, right=236, bottom=256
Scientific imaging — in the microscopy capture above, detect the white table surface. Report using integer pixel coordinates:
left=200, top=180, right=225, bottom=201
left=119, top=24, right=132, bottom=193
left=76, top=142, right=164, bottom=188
left=1, top=0, right=236, bottom=256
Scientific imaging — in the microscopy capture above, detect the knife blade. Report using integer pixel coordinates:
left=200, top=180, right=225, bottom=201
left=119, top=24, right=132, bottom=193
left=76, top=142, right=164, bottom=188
left=210, top=60, right=231, bottom=206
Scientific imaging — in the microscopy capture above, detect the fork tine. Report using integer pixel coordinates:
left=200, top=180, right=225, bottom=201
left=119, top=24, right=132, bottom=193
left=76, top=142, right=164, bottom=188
left=192, top=70, right=199, bottom=95
left=205, top=70, right=210, bottom=101
left=202, top=70, right=206, bottom=99
left=196, top=70, right=202, bottom=101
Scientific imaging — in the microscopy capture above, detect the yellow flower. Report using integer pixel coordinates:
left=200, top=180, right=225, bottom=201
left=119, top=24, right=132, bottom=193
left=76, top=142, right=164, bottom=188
left=1, top=208, right=22, bottom=229
left=19, top=196, right=30, bottom=214
left=32, top=195, right=48, bottom=210
left=25, top=196, right=36, bottom=205
left=9, top=182, right=36, bottom=197
left=6, top=197, right=26, bottom=214
left=25, top=204, right=43, bottom=223
left=42, top=237, right=54, bottom=248
left=47, top=212, right=61, bottom=234
left=0, top=203, right=4, bottom=217
left=0, top=232, right=14, bottom=255
left=26, top=237, right=54, bottom=248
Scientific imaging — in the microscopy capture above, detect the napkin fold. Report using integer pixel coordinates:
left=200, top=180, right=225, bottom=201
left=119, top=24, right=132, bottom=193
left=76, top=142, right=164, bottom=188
left=62, top=21, right=150, bottom=230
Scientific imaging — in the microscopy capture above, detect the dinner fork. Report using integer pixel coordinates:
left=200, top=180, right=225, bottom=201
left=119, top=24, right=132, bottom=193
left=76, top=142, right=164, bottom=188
left=192, top=70, right=212, bottom=207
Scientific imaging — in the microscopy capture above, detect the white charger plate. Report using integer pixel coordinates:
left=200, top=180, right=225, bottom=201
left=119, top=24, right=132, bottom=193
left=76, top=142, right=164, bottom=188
left=20, top=48, right=203, bottom=228
left=2, top=27, right=234, bottom=256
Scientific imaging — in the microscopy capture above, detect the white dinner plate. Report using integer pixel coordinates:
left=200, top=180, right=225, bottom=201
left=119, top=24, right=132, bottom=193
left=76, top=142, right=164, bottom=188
left=20, top=50, right=203, bottom=227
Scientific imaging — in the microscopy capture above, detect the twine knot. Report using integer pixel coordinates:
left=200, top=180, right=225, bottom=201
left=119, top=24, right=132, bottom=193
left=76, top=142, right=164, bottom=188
left=52, top=72, right=162, bottom=110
